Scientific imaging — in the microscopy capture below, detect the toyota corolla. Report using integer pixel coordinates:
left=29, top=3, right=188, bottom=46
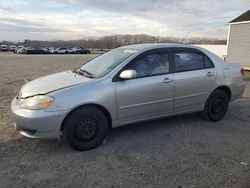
left=11, top=44, right=246, bottom=151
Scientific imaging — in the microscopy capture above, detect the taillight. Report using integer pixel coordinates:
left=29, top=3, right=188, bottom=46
left=240, top=68, right=245, bottom=76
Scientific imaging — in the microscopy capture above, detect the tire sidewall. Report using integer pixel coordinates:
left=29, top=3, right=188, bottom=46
left=204, top=90, right=229, bottom=121
left=63, top=107, right=109, bottom=151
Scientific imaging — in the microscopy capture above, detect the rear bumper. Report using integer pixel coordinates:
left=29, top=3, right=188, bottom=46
left=11, top=98, right=67, bottom=139
left=230, top=81, right=246, bottom=101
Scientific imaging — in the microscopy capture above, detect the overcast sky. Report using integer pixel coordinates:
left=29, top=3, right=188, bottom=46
left=0, top=0, right=249, bottom=41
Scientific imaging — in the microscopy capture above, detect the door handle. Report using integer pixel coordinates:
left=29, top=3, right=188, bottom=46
left=206, top=71, right=214, bottom=77
left=162, top=78, right=174, bottom=84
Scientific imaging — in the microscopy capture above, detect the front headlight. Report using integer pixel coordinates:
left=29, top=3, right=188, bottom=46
left=19, top=95, right=55, bottom=110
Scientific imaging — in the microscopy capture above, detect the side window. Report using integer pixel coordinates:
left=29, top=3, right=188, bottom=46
left=204, top=56, right=214, bottom=68
left=128, top=52, right=170, bottom=78
left=174, top=52, right=204, bottom=72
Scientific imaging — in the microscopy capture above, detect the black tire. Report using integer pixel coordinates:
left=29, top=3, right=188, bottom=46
left=63, top=107, right=109, bottom=151
left=203, top=90, right=229, bottom=121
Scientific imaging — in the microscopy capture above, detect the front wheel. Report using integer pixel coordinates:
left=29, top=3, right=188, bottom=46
left=203, top=90, right=229, bottom=121
left=63, top=107, right=109, bottom=151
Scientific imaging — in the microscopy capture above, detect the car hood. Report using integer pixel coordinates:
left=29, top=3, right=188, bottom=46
left=20, top=70, right=92, bottom=98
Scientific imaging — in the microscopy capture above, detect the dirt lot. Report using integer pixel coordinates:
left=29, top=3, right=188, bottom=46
left=0, top=52, right=250, bottom=188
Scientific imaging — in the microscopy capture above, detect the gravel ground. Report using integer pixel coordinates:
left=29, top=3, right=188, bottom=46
left=0, top=52, right=250, bottom=188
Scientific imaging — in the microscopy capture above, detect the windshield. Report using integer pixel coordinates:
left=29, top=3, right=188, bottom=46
left=80, top=48, right=138, bottom=78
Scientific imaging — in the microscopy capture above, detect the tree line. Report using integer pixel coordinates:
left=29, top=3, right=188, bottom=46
left=0, top=34, right=226, bottom=49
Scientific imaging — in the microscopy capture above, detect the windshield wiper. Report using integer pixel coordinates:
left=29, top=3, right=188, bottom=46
left=72, top=68, right=95, bottom=79
left=80, top=69, right=94, bottom=77
left=72, top=69, right=83, bottom=76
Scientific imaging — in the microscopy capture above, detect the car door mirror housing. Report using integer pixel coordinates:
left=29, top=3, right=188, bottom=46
left=119, top=70, right=137, bottom=80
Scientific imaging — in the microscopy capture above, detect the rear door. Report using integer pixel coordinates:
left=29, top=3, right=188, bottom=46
left=172, top=48, right=216, bottom=113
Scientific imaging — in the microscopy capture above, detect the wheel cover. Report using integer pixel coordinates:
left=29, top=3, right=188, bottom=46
left=211, top=98, right=225, bottom=114
left=75, top=118, right=98, bottom=141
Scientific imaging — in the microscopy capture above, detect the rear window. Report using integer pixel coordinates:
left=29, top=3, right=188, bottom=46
left=174, top=52, right=214, bottom=72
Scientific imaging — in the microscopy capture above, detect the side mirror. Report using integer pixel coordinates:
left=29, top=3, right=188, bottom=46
left=119, top=70, right=137, bottom=80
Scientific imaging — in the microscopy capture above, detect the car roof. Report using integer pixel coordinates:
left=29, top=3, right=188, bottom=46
left=120, top=43, right=223, bottom=63
left=121, top=43, right=215, bottom=55
left=121, top=43, right=195, bottom=50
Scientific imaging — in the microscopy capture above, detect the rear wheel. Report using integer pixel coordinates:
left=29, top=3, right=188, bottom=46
left=63, top=107, right=109, bottom=151
left=203, top=90, right=229, bottom=121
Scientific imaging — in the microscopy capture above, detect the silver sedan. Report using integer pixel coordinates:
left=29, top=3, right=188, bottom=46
left=11, top=44, right=246, bottom=151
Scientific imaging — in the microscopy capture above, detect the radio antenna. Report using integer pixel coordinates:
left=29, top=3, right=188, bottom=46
left=180, top=32, right=190, bottom=44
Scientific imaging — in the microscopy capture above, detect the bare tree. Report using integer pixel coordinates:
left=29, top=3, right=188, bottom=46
left=1, top=34, right=226, bottom=49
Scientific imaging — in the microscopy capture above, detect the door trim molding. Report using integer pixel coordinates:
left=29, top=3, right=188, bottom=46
left=175, top=92, right=207, bottom=100
left=119, top=98, right=174, bottom=109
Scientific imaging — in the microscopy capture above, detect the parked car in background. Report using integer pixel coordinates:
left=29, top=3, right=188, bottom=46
left=1, top=45, right=8, bottom=51
left=11, top=44, right=246, bottom=151
left=74, top=48, right=91, bottom=54
left=10, top=45, right=17, bottom=52
left=68, top=47, right=91, bottom=54
left=15, top=46, right=24, bottom=53
left=50, top=47, right=57, bottom=54
left=48, top=47, right=56, bottom=53
left=41, top=48, right=52, bottom=54
left=68, top=48, right=75, bottom=54
left=53, top=47, right=69, bottom=54
left=17, top=47, right=29, bottom=54
left=10, top=46, right=92, bottom=55
left=25, top=48, right=47, bottom=54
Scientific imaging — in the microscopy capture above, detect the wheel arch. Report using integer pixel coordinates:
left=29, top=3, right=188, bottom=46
left=213, top=85, right=232, bottom=101
left=60, top=103, right=112, bottom=131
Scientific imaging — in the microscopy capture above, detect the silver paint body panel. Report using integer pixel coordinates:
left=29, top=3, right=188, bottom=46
left=11, top=44, right=246, bottom=138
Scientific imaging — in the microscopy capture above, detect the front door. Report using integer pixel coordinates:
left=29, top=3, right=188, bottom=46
left=115, top=49, right=175, bottom=124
